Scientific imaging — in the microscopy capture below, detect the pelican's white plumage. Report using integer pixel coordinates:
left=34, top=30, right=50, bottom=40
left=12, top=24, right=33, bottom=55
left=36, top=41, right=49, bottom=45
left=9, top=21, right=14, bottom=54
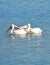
left=31, top=28, right=42, bottom=35
left=6, top=23, right=31, bottom=35
left=13, top=29, right=27, bottom=35
left=6, top=24, right=43, bottom=36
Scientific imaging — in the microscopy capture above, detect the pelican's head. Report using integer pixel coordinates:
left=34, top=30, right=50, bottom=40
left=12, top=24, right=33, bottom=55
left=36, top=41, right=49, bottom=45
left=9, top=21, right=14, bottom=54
left=6, top=24, right=15, bottom=33
left=25, top=23, right=31, bottom=33
left=27, top=23, right=31, bottom=29
left=11, top=24, right=14, bottom=29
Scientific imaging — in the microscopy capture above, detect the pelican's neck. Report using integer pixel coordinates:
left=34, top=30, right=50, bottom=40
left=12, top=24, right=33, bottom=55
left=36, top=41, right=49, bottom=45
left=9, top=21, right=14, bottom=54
left=10, top=28, right=13, bottom=34
left=10, top=24, right=14, bottom=34
left=26, top=24, right=31, bottom=32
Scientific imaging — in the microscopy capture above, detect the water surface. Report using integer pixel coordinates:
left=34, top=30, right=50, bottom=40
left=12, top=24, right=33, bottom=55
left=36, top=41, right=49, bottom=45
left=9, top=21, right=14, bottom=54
left=0, top=0, right=50, bottom=65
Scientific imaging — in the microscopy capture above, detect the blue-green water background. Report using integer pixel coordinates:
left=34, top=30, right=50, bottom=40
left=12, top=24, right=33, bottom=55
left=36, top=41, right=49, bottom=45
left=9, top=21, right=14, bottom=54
left=0, top=0, right=50, bottom=65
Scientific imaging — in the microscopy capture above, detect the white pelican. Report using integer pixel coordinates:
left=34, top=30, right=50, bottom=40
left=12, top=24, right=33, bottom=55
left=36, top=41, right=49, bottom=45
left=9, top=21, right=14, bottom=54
left=6, top=23, right=31, bottom=35
left=31, top=28, right=42, bottom=35
left=6, top=24, right=19, bottom=34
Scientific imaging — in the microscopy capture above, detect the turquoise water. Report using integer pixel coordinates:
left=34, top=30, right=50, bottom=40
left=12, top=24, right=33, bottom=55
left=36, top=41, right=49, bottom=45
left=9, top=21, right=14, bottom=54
left=0, top=0, right=50, bottom=65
